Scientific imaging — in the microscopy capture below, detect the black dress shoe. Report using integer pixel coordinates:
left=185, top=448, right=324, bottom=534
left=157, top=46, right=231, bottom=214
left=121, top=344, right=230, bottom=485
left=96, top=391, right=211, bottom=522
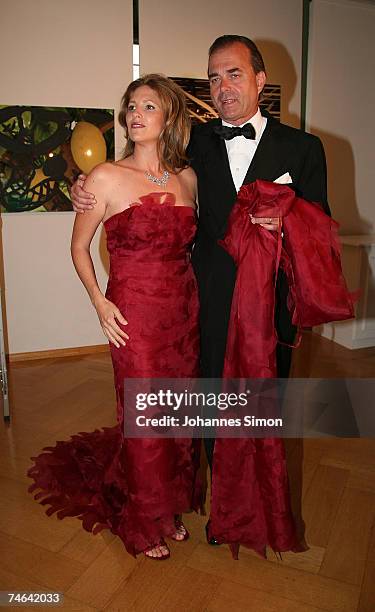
left=205, top=521, right=221, bottom=546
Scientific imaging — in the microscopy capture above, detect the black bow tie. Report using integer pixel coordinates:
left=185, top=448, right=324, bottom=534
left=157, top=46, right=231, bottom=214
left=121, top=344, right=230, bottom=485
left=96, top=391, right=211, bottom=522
left=213, top=122, right=256, bottom=140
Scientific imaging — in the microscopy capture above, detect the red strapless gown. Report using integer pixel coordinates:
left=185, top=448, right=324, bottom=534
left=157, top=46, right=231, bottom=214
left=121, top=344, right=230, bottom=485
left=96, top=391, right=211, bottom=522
left=27, top=193, right=201, bottom=556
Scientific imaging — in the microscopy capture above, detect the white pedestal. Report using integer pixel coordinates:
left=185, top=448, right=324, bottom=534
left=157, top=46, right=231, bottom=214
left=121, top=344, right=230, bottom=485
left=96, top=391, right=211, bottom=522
left=314, top=235, right=375, bottom=349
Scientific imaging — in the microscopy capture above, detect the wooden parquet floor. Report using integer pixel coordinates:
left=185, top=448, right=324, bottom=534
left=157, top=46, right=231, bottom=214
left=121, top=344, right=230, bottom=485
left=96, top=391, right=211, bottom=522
left=1, top=332, right=374, bottom=611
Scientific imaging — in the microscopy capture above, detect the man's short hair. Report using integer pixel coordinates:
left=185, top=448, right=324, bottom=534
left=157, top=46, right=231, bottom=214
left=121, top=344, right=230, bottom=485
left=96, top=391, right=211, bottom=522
left=208, top=35, right=266, bottom=75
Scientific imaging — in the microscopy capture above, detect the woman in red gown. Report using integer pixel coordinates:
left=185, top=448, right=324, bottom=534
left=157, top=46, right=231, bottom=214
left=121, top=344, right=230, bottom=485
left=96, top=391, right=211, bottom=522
left=28, top=75, right=201, bottom=560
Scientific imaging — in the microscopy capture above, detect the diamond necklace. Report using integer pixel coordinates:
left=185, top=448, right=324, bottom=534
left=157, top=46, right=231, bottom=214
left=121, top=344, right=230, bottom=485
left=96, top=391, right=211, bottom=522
left=144, top=169, right=170, bottom=187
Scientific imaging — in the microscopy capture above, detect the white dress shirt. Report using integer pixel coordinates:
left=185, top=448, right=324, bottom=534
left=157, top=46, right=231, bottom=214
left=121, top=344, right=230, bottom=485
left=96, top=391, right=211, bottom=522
left=223, top=108, right=267, bottom=193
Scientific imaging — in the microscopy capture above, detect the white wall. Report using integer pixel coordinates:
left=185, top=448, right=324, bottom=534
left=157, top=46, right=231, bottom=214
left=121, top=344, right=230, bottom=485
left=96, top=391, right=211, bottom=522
left=0, top=0, right=133, bottom=354
left=140, top=0, right=303, bottom=127
left=307, top=0, right=375, bottom=233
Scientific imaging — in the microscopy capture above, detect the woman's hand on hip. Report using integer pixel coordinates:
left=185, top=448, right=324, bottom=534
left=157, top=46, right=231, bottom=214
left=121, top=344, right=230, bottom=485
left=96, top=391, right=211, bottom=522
left=94, top=296, right=129, bottom=348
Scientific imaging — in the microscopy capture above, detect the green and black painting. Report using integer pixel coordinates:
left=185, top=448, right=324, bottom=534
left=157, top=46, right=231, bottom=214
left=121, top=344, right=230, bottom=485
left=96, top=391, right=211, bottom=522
left=0, top=105, right=114, bottom=212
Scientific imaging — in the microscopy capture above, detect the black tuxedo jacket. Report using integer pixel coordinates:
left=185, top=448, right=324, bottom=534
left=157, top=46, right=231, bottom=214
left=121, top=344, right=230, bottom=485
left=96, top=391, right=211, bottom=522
left=188, top=113, right=330, bottom=377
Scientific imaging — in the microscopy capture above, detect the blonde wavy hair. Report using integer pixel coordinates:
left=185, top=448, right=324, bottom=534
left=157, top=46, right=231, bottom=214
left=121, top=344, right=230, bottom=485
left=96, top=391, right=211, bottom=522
left=118, top=74, right=191, bottom=173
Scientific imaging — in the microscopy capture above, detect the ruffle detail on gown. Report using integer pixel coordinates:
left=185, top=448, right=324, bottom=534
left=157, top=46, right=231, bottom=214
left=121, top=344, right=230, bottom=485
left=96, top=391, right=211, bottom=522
left=28, top=426, right=126, bottom=533
left=27, top=425, right=202, bottom=557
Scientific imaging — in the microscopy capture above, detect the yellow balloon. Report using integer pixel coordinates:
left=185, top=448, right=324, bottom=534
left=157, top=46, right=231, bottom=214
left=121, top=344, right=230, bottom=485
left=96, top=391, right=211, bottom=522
left=71, top=121, right=107, bottom=174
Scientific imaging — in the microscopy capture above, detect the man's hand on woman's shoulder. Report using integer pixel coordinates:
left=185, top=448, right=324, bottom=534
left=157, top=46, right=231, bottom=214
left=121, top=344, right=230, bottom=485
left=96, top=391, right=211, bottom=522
left=70, top=173, right=95, bottom=213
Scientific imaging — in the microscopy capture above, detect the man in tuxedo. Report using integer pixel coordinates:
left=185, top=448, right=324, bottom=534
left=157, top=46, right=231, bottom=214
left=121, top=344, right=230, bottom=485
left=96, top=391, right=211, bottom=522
left=190, top=35, right=329, bottom=382
left=70, top=34, right=329, bottom=464
left=189, top=35, right=329, bottom=471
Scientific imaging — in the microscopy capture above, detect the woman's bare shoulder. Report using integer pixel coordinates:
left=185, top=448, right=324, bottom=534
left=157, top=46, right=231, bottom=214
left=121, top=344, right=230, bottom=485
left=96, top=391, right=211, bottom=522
left=180, top=165, right=196, bottom=179
left=85, top=162, right=117, bottom=185
left=179, top=165, right=197, bottom=188
left=85, top=161, right=135, bottom=192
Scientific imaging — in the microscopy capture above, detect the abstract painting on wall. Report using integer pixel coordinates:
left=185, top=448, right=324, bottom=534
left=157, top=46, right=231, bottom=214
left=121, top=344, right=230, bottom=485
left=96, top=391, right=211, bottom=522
left=0, top=105, right=114, bottom=212
left=170, top=77, right=281, bottom=124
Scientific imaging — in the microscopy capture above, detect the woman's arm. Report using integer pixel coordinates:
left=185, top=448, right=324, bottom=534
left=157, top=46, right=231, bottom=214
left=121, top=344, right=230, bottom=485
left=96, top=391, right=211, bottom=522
left=71, top=164, right=128, bottom=348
